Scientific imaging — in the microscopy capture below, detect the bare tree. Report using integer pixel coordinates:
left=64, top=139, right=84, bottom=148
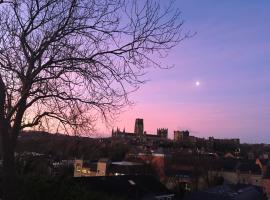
left=0, top=0, right=188, bottom=199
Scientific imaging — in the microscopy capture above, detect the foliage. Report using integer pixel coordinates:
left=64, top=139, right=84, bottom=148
left=17, top=132, right=130, bottom=161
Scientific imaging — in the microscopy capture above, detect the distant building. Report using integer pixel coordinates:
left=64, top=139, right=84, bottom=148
left=157, top=128, right=168, bottom=138
left=134, top=118, right=144, bottom=135
left=209, top=136, right=240, bottom=146
left=174, top=130, right=189, bottom=141
left=208, top=159, right=262, bottom=186
left=111, top=118, right=168, bottom=144
left=173, top=131, right=240, bottom=149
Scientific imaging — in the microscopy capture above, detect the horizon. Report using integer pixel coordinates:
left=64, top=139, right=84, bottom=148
left=98, top=0, right=270, bottom=144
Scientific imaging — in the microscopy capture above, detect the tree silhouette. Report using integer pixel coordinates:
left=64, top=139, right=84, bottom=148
left=0, top=0, right=188, bottom=199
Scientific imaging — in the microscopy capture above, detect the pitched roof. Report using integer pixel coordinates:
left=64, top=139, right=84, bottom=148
left=73, top=175, right=174, bottom=200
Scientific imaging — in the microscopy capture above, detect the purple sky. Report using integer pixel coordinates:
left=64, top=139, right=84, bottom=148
left=99, top=0, right=270, bottom=143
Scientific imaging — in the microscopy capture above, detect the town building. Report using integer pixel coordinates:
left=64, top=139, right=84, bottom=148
left=174, top=130, right=190, bottom=141
left=184, top=184, right=266, bottom=200
left=157, top=128, right=168, bottom=138
left=74, top=158, right=145, bottom=177
left=134, top=118, right=144, bottom=135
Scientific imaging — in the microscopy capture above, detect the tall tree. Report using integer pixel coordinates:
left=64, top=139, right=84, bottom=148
left=0, top=0, right=188, bottom=199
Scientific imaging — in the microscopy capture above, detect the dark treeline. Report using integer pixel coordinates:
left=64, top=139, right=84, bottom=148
left=15, top=131, right=129, bottom=161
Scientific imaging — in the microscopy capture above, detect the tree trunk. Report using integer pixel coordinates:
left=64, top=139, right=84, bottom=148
left=0, top=75, right=17, bottom=200
left=1, top=128, right=17, bottom=200
left=0, top=75, right=20, bottom=200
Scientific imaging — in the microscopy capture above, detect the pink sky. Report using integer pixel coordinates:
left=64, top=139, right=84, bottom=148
left=96, top=1, right=270, bottom=143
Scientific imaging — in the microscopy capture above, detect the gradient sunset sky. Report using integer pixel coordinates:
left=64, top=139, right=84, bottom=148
left=100, top=0, right=270, bottom=143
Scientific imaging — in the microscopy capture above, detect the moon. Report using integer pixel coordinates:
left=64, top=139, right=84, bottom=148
left=195, top=81, right=200, bottom=86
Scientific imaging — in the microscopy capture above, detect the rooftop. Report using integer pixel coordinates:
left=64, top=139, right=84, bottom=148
left=73, top=175, right=174, bottom=200
left=184, top=184, right=265, bottom=200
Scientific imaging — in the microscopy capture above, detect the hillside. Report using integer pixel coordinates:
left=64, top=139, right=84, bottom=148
left=16, top=131, right=129, bottom=161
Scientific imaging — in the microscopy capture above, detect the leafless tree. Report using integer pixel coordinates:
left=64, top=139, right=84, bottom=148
left=0, top=0, right=188, bottom=199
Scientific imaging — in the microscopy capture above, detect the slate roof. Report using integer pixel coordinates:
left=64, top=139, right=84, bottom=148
left=73, top=175, right=174, bottom=200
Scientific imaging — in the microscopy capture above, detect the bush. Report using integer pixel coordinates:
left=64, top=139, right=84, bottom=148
left=17, top=175, right=125, bottom=200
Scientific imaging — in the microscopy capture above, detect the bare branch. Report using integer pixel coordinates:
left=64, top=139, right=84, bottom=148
left=0, top=0, right=188, bottom=136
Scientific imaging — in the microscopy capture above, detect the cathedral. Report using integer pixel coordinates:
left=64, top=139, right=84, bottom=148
left=111, top=118, right=168, bottom=144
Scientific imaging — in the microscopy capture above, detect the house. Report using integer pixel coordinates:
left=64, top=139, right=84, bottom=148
left=165, top=169, right=193, bottom=192
left=209, top=159, right=262, bottom=186
left=184, top=184, right=266, bottom=200
left=209, top=158, right=239, bottom=184
left=74, top=158, right=146, bottom=177
left=237, top=162, right=262, bottom=186
left=262, top=166, right=270, bottom=197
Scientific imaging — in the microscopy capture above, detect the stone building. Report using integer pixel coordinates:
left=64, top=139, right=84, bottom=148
left=134, top=118, right=144, bottom=135
left=74, top=158, right=145, bottom=177
left=157, top=128, right=168, bottom=138
left=111, top=118, right=169, bottom=145
left=174, top=130, right=190, bottom=141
